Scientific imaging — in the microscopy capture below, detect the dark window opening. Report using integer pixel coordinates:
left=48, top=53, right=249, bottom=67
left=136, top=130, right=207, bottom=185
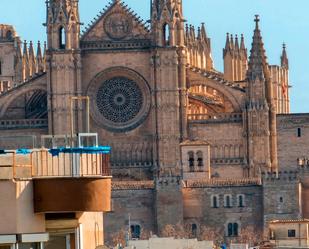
left=191, top=224, right=197, bottom=237
left=233, top=223, right=239, bottom=236
left=288, top=229, right=296, bottom=238
left=45, top=213, right=76, bottom=220
left=279, top=197, right=283, bottom=203
left=0, top=61, right=2, bottom=75
left=228, top=223, right=233, bottom=236
left=197, top=151, right=204, bottom=167
left=212, top=196, right=218, bottom=208
left=188, top=151, right=194, bottom=171
left=130, top=225, right=141, bottom=239
left=297, top=128, right=302, bottom=138
left=228, top=223, right=239, bottom=237
left=6, top=30, right=12, bottom=40
left=225, top=195, right=232, bottom=208
left=59, top=27, right=66, bottom=49
left=238, top=195, right=244, bottom=207
left=163, top=23, right=170, bottom=46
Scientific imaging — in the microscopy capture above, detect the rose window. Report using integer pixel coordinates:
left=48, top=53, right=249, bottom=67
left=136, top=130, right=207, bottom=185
left=96, top=77, right=143, bottom=124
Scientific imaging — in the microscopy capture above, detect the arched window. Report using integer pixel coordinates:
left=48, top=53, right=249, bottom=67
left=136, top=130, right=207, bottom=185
left=227, top=223, right=239, bottom=237
left=59, top=27, right=66, bottom=49
left=238, top=195, right=245, bottom=207
left=212, top=195, right=219, bottom=208
left=224, top=195, right=232, bottom=208
left=163, top=23, right=170, bottom=46
left=191, top=224, right=197, bottom=237
left=196, top=151, right=203, bottom=167
left=188, top=151, right=194, bottom=171
left=130, top=224, right=141, bottom=239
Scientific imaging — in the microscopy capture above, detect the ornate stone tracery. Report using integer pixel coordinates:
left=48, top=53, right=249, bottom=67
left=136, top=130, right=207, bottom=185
left=96, top=76, right=143, bottom=123
left=87, top=67, right=151, bottom=132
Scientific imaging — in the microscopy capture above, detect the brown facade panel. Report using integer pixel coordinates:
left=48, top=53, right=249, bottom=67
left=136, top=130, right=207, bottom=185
left=33, top=177, right=111, bottom=213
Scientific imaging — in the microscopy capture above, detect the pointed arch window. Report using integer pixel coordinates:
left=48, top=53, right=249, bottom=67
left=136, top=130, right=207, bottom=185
left=59, top=26, right=66, bottom=49
left=163, top=23, right=170, bottom=46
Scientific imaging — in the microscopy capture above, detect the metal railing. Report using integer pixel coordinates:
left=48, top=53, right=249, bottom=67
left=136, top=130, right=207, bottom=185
left=0, top=148, right=111, bottom=179
left=188, top=113, right=243, bottom=122
left=0, top=119, right=48, bottom=130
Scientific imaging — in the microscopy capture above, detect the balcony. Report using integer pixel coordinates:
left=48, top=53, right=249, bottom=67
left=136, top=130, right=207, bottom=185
left=0, top=146, right=112, bottom=213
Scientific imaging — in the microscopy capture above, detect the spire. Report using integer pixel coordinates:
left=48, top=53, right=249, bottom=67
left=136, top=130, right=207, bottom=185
left=240, top=34, right=246, bottom=50
left=201, top=23, right=207, bottom=40
left=281, top=43, right=289, bottom=69
left=248, top=15, right=268, bottom=79
left=197, top=27, right=201, bottom=41
left=230, top=34, right=235, bottom=51
left=235, top=34, right=240, bottom=51
left=23, top=40, right=29, bottom=60
left=22, top=40, right=30, bottom=80
left=224, top=33, right=230, bottom=51
left=28, top=41, right=37, bottom=77
left=37, top=41, right=45, bottom=73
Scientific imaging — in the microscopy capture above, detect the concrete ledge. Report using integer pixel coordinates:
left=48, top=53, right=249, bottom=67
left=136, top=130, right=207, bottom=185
left=18, top=233, right=49, bottom=243
left=0, top=235, right=16, bottom=244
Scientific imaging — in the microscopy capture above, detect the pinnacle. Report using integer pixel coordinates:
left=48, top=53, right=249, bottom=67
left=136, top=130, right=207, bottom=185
left=248, top=14, right=268, bottom=74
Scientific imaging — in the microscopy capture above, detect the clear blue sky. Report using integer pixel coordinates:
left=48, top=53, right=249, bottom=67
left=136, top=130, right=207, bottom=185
left=1, top=0, right=309, bottom=113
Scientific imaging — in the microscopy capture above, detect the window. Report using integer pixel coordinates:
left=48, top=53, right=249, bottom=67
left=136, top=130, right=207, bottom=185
left=0, top=60, right=2, bottom=75
left=288, top=229, right=296, bottom=238
left=191, top=224, right=197, bottom=237
left=212, top=195, right=219, bottom=208
left=163, top=23, right=170, bottom=46
left=224, top=195, right=232, bottom=208
left=279, top=197, right=283, bottom=203
left=297, top=128, right=302, bottom=137
left=197, top=151, right=204, bottom=167
left=59, top=27, right=66, bottom=49
left=188, top=151, right=194, bottom=171
left=6, top=30, right=12, bottom=39
left=238, top=195, right=245, bottom=207
left=130, top=224, right=141, bottom=239
left=227, top=223, right=239, bottom=237
left=233, top=223, right=239, bottom=236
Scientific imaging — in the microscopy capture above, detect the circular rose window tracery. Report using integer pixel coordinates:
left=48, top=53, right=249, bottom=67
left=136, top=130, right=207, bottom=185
left=96, top=77, right=143, bottom=123
left=88, top=67, right=151, bottom=133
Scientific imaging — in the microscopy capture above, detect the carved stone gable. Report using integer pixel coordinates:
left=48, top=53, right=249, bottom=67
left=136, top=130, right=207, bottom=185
left=81, top=2, right=150, bottom=42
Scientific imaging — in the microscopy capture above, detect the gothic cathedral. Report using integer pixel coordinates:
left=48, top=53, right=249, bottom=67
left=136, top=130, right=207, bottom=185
left=1, top=0, right=309, bottom=242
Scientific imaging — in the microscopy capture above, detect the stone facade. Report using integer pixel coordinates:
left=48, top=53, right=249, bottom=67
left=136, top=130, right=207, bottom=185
left=0, top=0, right=308, bottom=244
